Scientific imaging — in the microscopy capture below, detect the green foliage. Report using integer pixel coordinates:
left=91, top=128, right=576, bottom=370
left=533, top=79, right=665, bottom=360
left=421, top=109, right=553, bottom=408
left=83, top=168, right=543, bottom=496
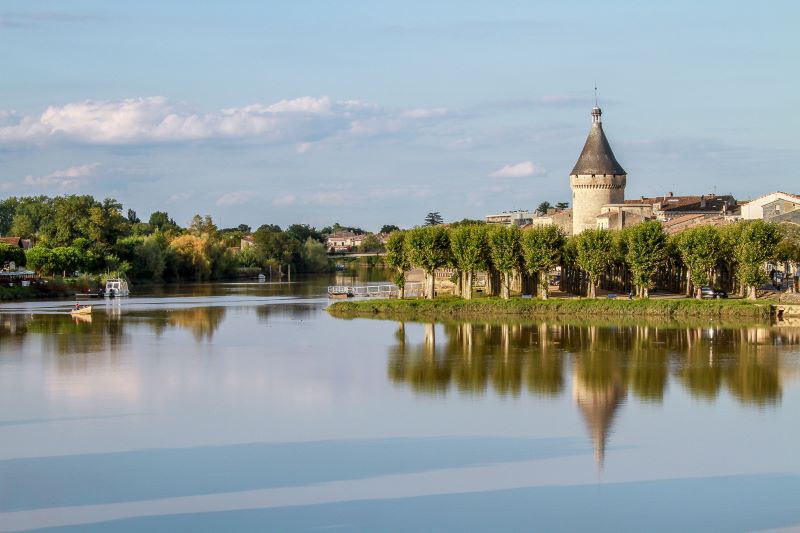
left=328, top=297, right=772, bottom=321
left=555, top=202, right=569, bottom=210
left=448, top=218, right=486, bottom=228
left=488, top=225, right=522, bottom=274
left=189, top=214, right=218, bottom=237
left=0, top=197, right=18, bottom=235
left=407, top=226, right=452, bottom=273
left=25, top=246, right=53, bottom=274
left=625, top=221, right=668, bottom=296
left=574, top=229, right=615, bottom=297
left=359, top=234, right=383, bottom=253
left=286, top=224, right=324, bottom=244
left=676, top=226, right=726, bottom=294
left=521, top=225, right=564, bottom=297
left=450, top=225, right=489, bottom=273
left=423, top=212, right=444, bottom=226
left=734, top=220, right=782, bottom=298
left=776, top=223, right=800, bottom=262
left=385, top=231, right=410, bottom=296
left=536, top=201, right=552, bottom=215
left=148, top=211, right=180, bottom=234
left=380, top=224, right=401, bottom=234
left=0, top=242, right=26, bottom=268
left=300, top=238, right=331, bottom=272
left=488, top=225, right=522, bottom=299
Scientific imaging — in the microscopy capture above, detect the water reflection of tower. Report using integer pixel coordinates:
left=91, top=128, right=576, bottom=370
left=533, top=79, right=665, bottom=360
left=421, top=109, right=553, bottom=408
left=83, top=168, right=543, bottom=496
left=572, top=350, right=626, bottom=470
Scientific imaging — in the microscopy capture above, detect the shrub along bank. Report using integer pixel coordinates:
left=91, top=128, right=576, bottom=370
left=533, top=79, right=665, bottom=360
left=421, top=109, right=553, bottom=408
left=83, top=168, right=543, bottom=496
left=327, top=297, right=773, bottom=321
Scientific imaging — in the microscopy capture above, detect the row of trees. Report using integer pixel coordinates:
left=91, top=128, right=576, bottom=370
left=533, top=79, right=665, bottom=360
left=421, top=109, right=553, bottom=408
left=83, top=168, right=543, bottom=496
left=0, top=195, right=348, bottom=281
left=386, top=220, right=799, bottom=300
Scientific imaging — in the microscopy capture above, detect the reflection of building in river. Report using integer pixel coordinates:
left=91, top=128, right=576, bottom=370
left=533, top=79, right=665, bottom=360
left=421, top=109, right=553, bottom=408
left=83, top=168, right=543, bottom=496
left=572, top=360, right=626, bottom=469
left=387, top=320, right=799, bottom=467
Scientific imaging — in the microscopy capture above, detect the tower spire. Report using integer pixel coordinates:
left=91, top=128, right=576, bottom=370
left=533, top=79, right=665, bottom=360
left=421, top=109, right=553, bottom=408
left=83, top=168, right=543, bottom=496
left=592, top=85, right=602, bottom=124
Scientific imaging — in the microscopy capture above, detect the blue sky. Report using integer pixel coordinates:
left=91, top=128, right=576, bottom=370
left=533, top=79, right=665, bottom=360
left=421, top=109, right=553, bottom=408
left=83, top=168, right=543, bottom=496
left=0, top=0, right=797, bottom=231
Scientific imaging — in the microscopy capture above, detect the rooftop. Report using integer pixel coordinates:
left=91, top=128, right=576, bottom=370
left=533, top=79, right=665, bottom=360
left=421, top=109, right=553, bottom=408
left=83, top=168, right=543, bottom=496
left=570, top=107, right=626, bottom=176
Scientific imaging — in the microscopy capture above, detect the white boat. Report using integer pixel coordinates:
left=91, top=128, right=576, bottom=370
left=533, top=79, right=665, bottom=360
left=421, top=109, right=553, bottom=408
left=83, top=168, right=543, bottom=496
left=104, top=278, right=130, bottom=297
left=258, top=273, right=266, bottom=282
left=70, top=305, right=92, bottom=316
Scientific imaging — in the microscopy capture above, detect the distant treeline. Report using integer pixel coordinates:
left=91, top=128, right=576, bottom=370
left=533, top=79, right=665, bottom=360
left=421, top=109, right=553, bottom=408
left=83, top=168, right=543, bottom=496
left=0, top=195, right=354, bottom=281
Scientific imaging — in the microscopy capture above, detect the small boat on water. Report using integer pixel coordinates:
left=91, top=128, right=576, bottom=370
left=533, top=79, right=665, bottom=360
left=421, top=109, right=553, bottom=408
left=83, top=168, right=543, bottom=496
left=70, top=305, right=92, bottom=316
left=328, top=292, right=352, bottom=299
left=104, top=278, right=130, bottom=297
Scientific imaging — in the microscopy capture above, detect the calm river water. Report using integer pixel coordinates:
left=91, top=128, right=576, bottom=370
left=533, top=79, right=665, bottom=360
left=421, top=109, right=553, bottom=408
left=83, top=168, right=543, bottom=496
left=1, top=274, right=800, bottom=532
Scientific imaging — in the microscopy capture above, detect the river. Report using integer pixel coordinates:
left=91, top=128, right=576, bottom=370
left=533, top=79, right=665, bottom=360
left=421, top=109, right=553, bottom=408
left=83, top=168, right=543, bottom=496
left=1, top=273, right=799, bottom=532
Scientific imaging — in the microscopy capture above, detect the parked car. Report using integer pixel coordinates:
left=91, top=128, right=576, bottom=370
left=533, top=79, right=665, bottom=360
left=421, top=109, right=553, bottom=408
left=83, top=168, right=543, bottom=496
left=700, top=286, right=728, bottom=299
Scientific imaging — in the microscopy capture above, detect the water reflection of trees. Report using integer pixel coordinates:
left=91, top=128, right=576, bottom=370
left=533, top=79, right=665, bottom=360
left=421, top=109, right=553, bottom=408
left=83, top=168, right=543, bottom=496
left=388, top=321, right=797, bottom=406
left=389, top=320, right=798, bottom=468
left=145, top=307, right=227, bottom=342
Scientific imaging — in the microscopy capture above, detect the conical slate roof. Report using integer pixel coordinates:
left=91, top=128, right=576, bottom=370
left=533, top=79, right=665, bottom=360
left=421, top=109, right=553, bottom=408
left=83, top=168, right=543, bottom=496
left=570, top=108, right=626, bottom=176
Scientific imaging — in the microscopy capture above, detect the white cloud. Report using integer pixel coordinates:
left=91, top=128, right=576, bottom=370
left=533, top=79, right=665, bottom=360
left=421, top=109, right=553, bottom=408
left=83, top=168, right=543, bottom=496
left=0, top=96, right=454, bottom=146
left=271, top=193, right=297, bottom=206
left=23, top=162, right=100, bottom=189
left=295, top=142, right=314, bottom=154
left=488, top=161, right=544, bottom=178
left=166, top=191, right=193, bottom=204
left=216, top=190, right=253, bottom=206
left=303, top=191, right=348, bottom=206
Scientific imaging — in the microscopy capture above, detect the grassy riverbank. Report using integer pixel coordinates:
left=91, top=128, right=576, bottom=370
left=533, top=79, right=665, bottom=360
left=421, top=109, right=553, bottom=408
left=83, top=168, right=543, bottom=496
left=327, top=297, right=774, bottom=321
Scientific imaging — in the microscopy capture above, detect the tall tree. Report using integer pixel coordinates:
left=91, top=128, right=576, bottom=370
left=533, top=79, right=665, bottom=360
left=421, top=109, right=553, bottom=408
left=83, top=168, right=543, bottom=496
left=450, top=225, right=490, bottom=300
left=625, top=221, right=668, bottom=298
left=423, top=212, right=444, bottom=226
left=385, top=231, right=411, bottom=298
left=734, top=220, right=782, bottom=299
left=675, top=226, right=726, bottom=299
left=535, top=202, right=553, bottom=215
left=522, top=225, right=564, bottom=299
left=555, top=202, right=569, bottom=210
left=0, top=198, right=18, bottom=236
left=488, top=225, right=522, bottom=299
left=380, top=224, right=401, bottom=234
left=574, top=229, right=615, bottom=298
left=406, top=226, right=451, bottom=298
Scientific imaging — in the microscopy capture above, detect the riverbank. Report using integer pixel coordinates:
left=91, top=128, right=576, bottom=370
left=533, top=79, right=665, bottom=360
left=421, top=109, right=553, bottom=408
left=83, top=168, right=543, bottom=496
left=327, top=297, right=774, bottom=321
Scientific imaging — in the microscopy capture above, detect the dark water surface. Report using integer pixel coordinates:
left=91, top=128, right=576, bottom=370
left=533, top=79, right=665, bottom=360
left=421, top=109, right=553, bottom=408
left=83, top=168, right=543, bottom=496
left=1, top=275, right=799, bottom=532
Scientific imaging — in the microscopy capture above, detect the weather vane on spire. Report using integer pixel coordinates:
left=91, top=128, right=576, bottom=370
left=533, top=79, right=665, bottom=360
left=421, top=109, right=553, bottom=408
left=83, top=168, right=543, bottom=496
left=594, top=84, right=598, bottom=107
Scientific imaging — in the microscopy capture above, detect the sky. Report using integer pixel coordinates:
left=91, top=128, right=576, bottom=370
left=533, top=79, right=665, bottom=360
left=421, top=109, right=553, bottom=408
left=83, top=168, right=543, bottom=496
left=0, top=0, right=797, bottom=231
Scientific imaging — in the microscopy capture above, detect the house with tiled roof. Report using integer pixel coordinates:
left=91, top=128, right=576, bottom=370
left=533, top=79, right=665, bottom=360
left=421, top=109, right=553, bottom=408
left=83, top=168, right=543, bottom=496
left=741, top=192, right=800, bottom=220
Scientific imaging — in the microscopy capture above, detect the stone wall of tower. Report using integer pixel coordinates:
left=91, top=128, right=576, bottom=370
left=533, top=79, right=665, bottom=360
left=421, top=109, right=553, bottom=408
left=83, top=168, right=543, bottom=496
left=570, top=173, right=626, bottom=234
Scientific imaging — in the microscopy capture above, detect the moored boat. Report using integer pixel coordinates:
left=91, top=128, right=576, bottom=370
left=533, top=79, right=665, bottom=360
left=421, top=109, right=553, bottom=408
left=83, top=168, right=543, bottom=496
left=70, top=305, right=92, bottom=315
left=104, top=278, right=130, bottom=297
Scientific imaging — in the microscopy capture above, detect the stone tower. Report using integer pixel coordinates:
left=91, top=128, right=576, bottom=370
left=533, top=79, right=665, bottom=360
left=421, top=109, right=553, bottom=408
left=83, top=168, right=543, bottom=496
left=570, top=106, right=626, bottom=234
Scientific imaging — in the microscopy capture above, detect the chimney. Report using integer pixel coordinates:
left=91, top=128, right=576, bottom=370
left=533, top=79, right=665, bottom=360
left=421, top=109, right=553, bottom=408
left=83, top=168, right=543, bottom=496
left=668, top=191, right=673, bottom=197
left=700, top=195, right=706, bottom=208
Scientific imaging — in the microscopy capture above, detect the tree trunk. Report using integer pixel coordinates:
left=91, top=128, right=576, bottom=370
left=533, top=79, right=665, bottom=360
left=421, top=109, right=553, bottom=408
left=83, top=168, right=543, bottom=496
left=685, top=268, right=693, bottom=297
left=465, top=271, right=473, bottom=300
left=501, top=272, right=510, bottom=299
left=588, top=276, right=596, bottom=298
left=643, top=287, right=649, bottom=299
left=539, top=269, right=549, bottom=299
left=398, top=271, right=405, bottom=299
left=427, top=271, right=435, bottom=299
